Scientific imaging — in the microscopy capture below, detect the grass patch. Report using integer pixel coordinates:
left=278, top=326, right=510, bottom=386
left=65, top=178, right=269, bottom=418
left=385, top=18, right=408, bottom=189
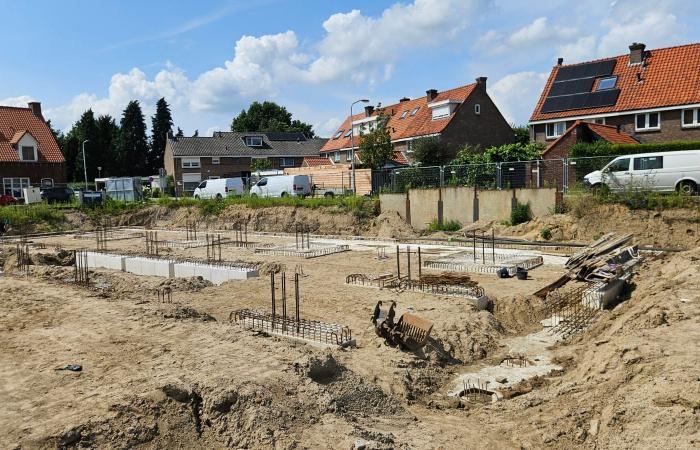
left=0, top=203, right=66, bottom=229
left=427, top=218, right=462, bottom=232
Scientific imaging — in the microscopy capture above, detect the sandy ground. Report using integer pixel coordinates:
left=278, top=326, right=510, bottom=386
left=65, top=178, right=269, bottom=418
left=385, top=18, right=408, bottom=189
left=0, top=205, right=699, bottom=449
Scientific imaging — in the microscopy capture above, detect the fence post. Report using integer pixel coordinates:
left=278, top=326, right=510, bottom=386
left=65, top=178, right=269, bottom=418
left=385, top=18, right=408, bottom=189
left=563, top=158, right=569, bottom=193
left=440, top=166, right=445, bottom=187
left=496, top=163, right=502, bottom=190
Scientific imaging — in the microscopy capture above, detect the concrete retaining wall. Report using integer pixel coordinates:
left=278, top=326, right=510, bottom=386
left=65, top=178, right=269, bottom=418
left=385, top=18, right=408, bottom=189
left=84, top=252, right=258, bottom=285
left=379, top=186, right=558, bottom=229
left=378, top=193, right=407, bottom=220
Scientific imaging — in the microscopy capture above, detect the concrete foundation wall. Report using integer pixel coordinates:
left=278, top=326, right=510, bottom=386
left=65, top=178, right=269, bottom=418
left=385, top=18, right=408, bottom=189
left=84, top=252, right=258, bottom=285
left=442, top=186, right=475, bottom=225
left=516, top=188, right=557, bottom=218
left=378, top=193, right=407, bottom=219
left=408, top=188, right=441, bottom=229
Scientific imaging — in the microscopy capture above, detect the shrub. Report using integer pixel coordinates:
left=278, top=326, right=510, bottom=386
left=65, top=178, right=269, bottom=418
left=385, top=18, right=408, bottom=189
left=427, top=218, right=462, bottom=232
left=540, top=228, right=552, bottom=240
left=510, top=201, right=532, bottom=225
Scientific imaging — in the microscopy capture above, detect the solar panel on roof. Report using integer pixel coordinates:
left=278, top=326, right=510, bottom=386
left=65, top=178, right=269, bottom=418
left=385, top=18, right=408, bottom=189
left=540, top=97, right=558, bottom=113
left=569, top=65, right=585, bottom=80
left=597, top=89, right=620, bottom=107
left=598, top=59, right=616, bottom=77
left=549, top=82, right=565, bottom=97
left=553, top=66, right=572, bottom=82
left=555, top=96, right=573, bottom=111
left=568, top=93, right=587, bottom=110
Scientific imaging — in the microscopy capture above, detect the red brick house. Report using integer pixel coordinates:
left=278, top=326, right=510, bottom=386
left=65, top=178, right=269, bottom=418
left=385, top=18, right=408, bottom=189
left=0, top=102, right=66, bottom=200
left=320, top=78, right=514, bottom=165
left=530, top=42, right=700, bottom=145
left=537, top=121, right=640, bottom=190
left=164, top=131, right=326, bottom=193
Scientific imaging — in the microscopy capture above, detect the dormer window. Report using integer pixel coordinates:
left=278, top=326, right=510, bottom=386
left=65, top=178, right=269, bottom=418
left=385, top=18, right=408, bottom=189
left=428, top=99, right=462, bottom=120
left=245, top=136, right=263, bottom=147
left=20, top=145, right=37, bottom=161
left=333, top=130, right=344, bottom=139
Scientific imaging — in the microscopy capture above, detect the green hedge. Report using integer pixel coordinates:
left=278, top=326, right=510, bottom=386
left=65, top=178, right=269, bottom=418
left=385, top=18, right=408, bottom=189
left=570, top=140, right=700, bottom=157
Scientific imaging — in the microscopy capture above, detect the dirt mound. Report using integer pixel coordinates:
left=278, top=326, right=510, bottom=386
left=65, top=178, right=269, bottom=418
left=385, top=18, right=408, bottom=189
left=33, top=249, right=74, bottom=266
left=368, top=211, right=417, bottom=238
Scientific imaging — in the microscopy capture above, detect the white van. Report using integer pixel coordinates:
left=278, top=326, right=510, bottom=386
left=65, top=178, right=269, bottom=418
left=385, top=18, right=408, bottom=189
left=249, top=175, right=311, bottom=198
left=193, top=178, right=245, bottom=199
left=583, top=150, right=700, bottom=194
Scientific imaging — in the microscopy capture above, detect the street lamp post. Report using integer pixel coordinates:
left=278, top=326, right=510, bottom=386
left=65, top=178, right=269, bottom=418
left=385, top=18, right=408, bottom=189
left=82, top=140, right=89, bottom=189
left=98, top=167, right=102, bottom=178
left=350, top=99, right=369, bottom=196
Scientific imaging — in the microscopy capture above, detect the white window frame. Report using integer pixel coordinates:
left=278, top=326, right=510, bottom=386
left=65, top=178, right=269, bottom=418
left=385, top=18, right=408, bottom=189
left=208, top=175, right=220, bottom=180
left=3, top=177, right=30, bottom=199
left=474, top=104, right=481, bottom=115
left=245, top=136, right=263, bottom=147
left=279, top=157, right=295, bottom=167
left=545, top=122, right=566, bottom=139
left=212, top=157, right=220, bottom=164
left=346, top=150, right=353, bottom=161
left=181, top=157, right=201, bottom=168
left=635, top=113, right=660, bottom=131
left=20, top=145, right=37, bottom=161
left=682, top=108, right=700, bottom=128
left=334, top=151, right=340, bottom=163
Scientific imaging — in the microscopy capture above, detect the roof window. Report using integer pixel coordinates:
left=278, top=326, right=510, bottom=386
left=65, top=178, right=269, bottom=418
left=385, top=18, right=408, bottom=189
left=597, top=76, right=617, bottom=90
left=410, top=107, right=419, bottom=117
left=399, top=110, right=409, bottom=119
left=333, top=130, right=344, bottom=139
left=344, top=129, right=352, bottom=137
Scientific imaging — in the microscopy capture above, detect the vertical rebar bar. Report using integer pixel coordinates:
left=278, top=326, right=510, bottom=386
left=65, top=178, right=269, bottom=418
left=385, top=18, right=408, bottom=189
left=271, top=272, right=276, bottom=320
left=396, top=245, right=401, bottom=279
left=492, top=229, right=495, bottom=263
left=282, top=272, right=287, bottom=322
left=482, top=230, right=485, bottom=263
left=407, top=246, right=411, bottom=281
left=418, top=247, right=422, bottom=280
left=295, top=273, right=300, bottom=332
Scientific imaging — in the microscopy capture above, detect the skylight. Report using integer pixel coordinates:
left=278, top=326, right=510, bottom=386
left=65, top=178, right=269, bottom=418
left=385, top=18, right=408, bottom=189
left=597, top=76, right=617, bottom=90
left=399, top=110, right=409, bottom=119
left=333, top=130, right=344, bottom=139
left=410, top=107, right=419, bottom=117
left=344, top=129, right=352, bottom=137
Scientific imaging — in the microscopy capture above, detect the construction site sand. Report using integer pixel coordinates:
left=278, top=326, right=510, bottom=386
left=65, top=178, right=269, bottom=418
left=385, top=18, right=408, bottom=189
left=0, top=205, right=698, bottom=448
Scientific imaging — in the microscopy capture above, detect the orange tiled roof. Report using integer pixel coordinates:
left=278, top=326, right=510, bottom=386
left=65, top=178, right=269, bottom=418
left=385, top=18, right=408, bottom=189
left=543, top=120, right=639, bottom=155
left=530, top=42, right=700, bottom=122
left=391, top=151, right=409, bottom=166
left=303, top=157, right=334, bottom=167
left=0, top=106, right=64, bottom=162
left=320, top=83, right=477, bottom=153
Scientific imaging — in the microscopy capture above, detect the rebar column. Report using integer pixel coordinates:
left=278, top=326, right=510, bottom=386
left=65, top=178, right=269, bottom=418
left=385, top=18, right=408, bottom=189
left=492, top=229, right=495, bottom=263
left=407, top=246, right=411, bottom=281
left=396, top=245, right=401, bottom=280
left=271, top=272, right=276, bottom=319
left=418, top=247, right=422, bottom=279
left=482, top=230, right=485, bottom=263
left=295, top=273, right=300, bottom=332
left=282, top=272, right=287, bottom=321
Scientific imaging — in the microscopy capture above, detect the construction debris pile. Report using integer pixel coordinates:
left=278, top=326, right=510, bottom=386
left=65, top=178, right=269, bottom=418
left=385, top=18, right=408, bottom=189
left=372, top=301, right=434, bottom=351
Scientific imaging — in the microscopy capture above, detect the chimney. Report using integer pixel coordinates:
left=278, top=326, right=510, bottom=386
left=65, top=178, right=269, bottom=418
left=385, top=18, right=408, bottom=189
left=629, top=42, right=646, bottom=65
left=166, top=131, right=173, bottom=139
left=475, top=77, right=487, bottom=91
left=364, top=105, right=374, bottom=117
left=28, top=102, right=42, bottom=118
left=426, top=89, right=438, bottom=102
left=399, top=97, right=410, bottom=102
left=557, top=58, right=563, bottom=66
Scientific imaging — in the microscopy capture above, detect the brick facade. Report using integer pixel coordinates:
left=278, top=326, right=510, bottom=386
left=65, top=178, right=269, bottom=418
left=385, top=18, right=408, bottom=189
left=0, top=162, right=67, bottom=186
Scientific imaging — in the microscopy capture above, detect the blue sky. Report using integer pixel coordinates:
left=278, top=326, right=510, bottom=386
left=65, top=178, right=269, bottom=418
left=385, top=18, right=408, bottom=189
left=3, top=0, right=700, bottom=138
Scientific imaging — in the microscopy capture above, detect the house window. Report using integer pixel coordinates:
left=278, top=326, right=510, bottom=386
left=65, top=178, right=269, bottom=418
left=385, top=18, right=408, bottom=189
left=344, top=129, right=352, bottom=138
left=682, top=108, right=700, bottom=128
left=181, top=158, right=200, bottom=168
left=280, top=157, right=295, bottom=167
left=245, top=136, right=263, bottom=146
left=20, top=146, right=36, bottom=161
left=597, top=76, right=617, bottom=90
left=432, top=105, right=450, bottom=120
left=3, top=177, right=30, bottom=199
left=474, top=104, right=481, bottom=115
left=334, top=152, right=340, bottom=163
left=636, top=113, right=660, bottom=131
left=410, top=107, right=419, bottom=117
left=212, top=157, right=220, bottom=164
left=233, top=158, right=240, bottom=164
left=399, top=110, right=409, bottom=119
left=545, top=122, right=566, bottom=139
left=406, top=140, right=414, bottom=151
left=346, top=150, right=353, bottom=161
left=333, top=130, right=344, bottom=139
left=182, top=173, right=201, bottom=192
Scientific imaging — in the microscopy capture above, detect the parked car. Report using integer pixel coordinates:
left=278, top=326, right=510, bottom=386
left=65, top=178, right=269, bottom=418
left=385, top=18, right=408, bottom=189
left=584, top=150, right=700, bottom=194
left=249, top=175, right=311, bottom=198
left=40, top=187, right=74, bottom=203
left=193, top=178, right=245, bottom=199
left=0, top=194, right=19, bottom=206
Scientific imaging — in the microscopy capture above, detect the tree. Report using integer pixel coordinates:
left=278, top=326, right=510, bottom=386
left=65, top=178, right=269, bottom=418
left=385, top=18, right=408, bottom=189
left=175, top=127, right=184, bottom=138
left=116, top=100, right=149, bottom=176
left=512, top=124, right=530, bottom=145
left=95, top=115, right=120, bottom=177
left=358, top=106, right=394, bottom=170
left=251, top=158, right=272, bottom=172
left=450, top=142, right=545, bottom=165
left=412, top=136, right=452, bottom=166
left=231, top=101, right=315, bottom=138
left=150, top=98, right=173, bottom=173
left=69, top=109, right=99, bottom=184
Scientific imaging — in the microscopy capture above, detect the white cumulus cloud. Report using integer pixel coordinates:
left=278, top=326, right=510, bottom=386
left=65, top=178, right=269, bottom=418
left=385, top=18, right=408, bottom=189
left=489, top=71, right=550, bottom=125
